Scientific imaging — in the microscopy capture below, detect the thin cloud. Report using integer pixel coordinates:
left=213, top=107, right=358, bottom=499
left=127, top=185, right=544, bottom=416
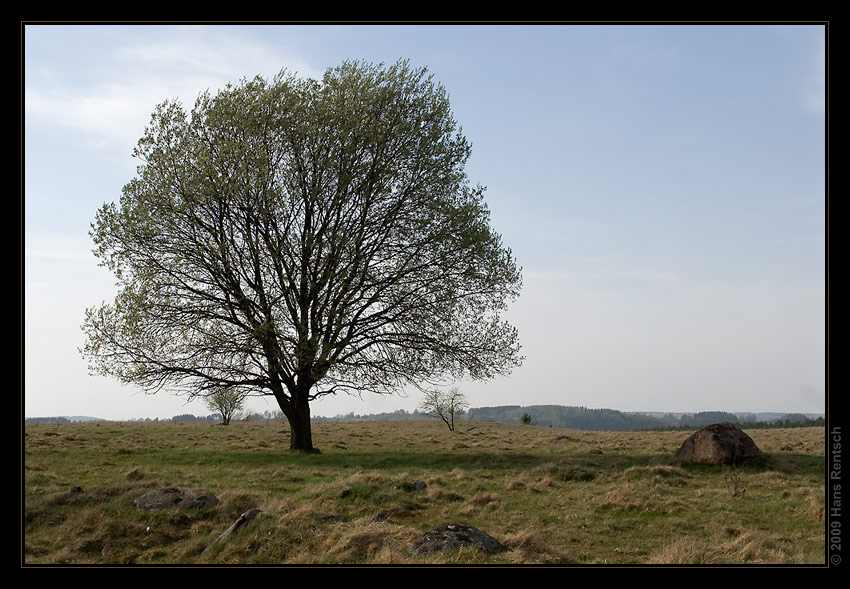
left=26, top=85, right=155, bottom=143
left=25, top=26, right=323, bottom=149
left=115, top=26, right=321, bottom=89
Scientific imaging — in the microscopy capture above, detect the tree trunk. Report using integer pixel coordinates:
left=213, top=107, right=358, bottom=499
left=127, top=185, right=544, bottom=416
left=282, top=387, right=319, bottom=453
left=286, top=409, right=317, bottom=452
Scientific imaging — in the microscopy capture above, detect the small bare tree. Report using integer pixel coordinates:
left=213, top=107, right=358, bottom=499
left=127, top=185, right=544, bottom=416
left=205, top=388, right=247, bottom=425
left=420, top=387, right=469, bottom=431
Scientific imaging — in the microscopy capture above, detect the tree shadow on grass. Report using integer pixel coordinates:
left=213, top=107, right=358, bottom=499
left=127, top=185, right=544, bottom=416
left=135, top=447, right=825, bottom=480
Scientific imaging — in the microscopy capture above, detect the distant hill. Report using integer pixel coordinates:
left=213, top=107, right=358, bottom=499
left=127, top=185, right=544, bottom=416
left=632, top=411, right=823, bottom=422
left=468, top=406, right=824, bottom=430
left=25, top=407, right=825, bottom=431
left=470, top=405, right=668, bottom=430
left=469, top=406, right=825, bottom=430
left=24, top=416, right=105, bottom=424
left=317, top=405, right=825, bottom=431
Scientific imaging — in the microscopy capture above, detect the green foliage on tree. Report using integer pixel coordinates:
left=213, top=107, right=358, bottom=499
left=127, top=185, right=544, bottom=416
left=520, top=412, right=533, bottom=425
left=81, top=60, right=522, bottom=452
left=419, top=387, right=469, bottom=431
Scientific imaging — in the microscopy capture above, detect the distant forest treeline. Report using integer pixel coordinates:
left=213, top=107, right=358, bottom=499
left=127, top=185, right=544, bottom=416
left=467, top=406, right=825, bottom=431
left=315, top=405, right=824, bottom=431
left=25, top=406, right=824, bottom=431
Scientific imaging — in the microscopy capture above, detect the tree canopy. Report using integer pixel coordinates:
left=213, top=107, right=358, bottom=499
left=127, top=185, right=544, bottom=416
left=82, top=60, right=522, bottom=451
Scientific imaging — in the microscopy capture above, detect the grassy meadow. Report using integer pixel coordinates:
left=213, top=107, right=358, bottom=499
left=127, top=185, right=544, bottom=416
left=23, top=419, right=826, bottom=565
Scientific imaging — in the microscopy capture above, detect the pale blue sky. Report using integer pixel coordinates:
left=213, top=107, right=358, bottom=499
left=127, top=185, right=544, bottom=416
left=24, top=24, right=826, bottom=420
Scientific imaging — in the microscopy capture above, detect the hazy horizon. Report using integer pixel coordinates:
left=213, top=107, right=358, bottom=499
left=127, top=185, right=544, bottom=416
left=24, top=404, right=826, bottom=423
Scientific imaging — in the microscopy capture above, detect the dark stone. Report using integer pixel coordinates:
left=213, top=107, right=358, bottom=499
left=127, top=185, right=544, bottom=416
left=69, top=486, right=83, bottom=494
left=133, top=487, right=219, bottom=511
left=396, top=479, right=427, bottom=492
left=411, top=523, right=502, bottom=555
left=675, top=422, right=763, bottom=464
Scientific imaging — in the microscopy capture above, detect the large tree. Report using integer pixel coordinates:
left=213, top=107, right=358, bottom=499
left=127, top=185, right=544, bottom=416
left=82, top=60, right=523, bottom=452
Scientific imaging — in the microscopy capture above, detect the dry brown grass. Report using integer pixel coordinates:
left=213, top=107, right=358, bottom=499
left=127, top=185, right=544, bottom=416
left=648, top=530, right=814, bottom=565
left=499, top=529, right=577, bottom=564
left=24, top=420, right=826, bottom=565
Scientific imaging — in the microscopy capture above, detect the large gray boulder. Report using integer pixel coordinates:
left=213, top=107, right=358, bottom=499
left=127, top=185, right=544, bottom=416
left=675, top=422, right=763, bottom=464
left=133, top=487, right=219, bottom=511
left=411, top=524, right=502, bottom=556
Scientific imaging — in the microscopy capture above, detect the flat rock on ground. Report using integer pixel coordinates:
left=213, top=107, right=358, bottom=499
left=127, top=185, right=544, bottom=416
left=411, top=523, right=502, bottom=555
left=133, top=487, right=220, bottom=511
